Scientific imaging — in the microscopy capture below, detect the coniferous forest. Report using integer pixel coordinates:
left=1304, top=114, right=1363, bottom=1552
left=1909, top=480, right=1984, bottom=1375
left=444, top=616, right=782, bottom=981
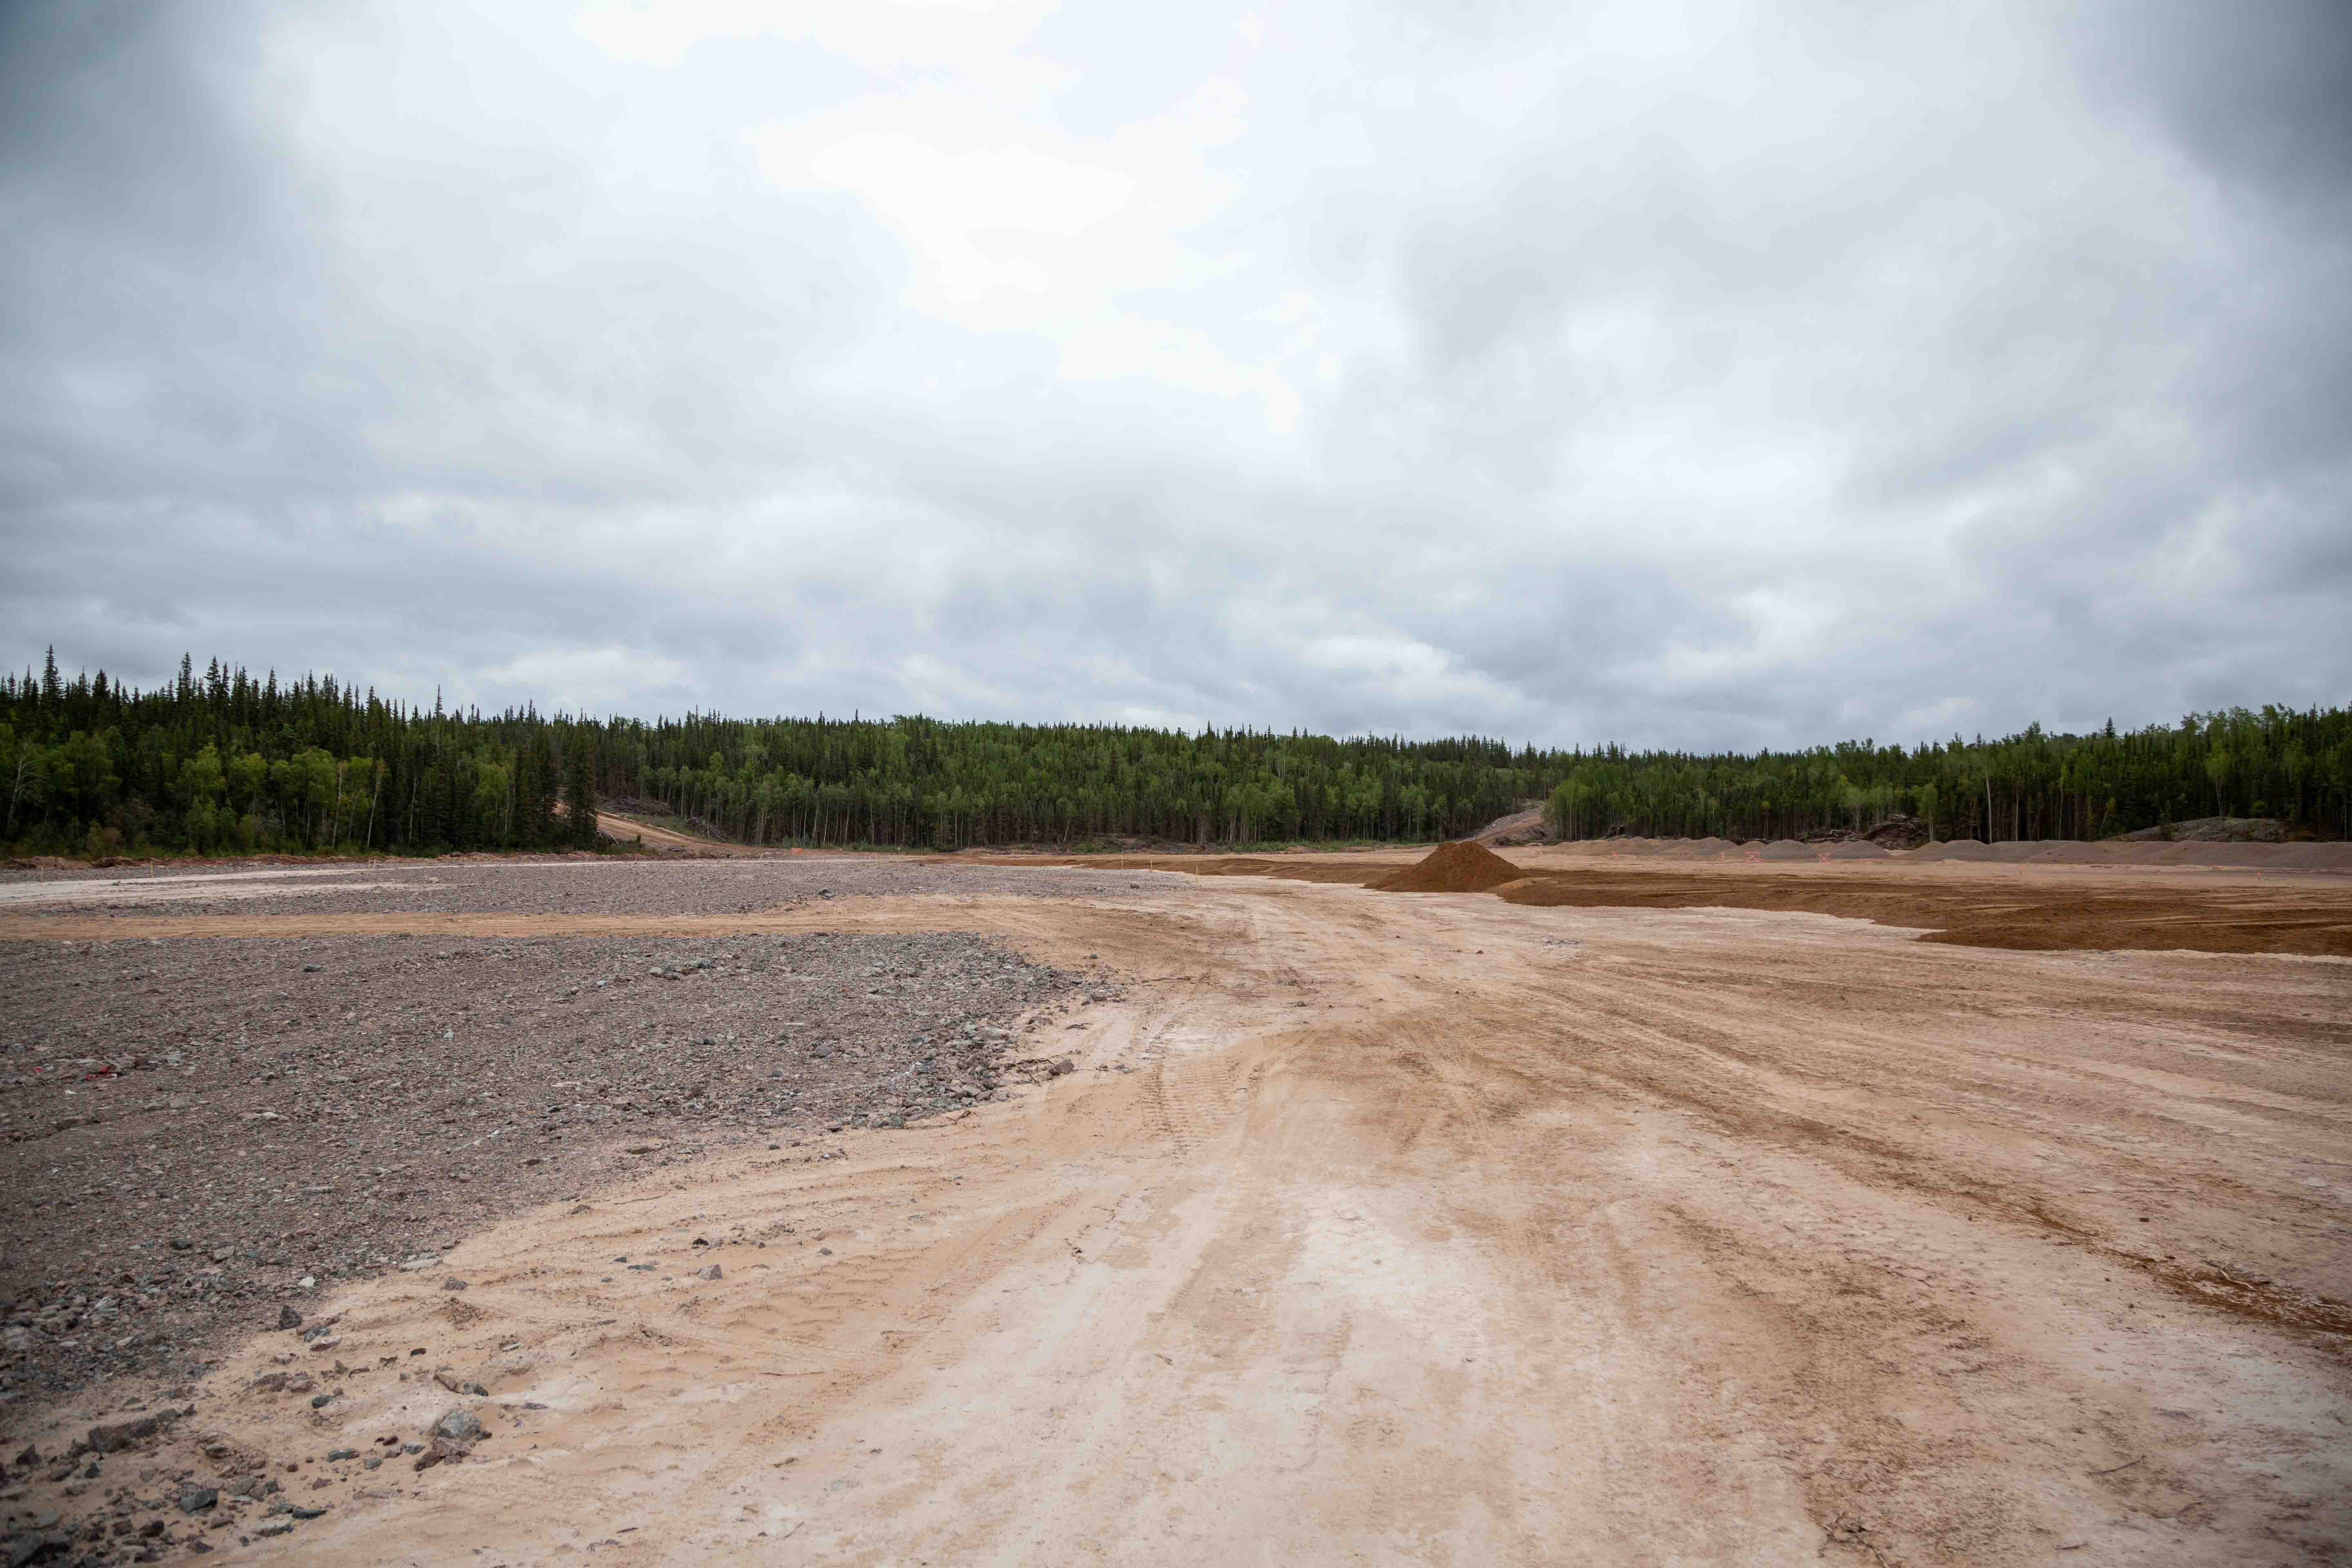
left=2, top=650, right=2348, bottom=858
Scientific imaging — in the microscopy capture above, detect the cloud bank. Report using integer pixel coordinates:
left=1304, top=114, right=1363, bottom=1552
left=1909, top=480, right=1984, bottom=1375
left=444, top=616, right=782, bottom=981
left=4, top=0, right=2346, bottom=748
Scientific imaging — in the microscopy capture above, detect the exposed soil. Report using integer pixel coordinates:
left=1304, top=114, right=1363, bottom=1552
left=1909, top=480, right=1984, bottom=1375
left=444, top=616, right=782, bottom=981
left=1368, top=839, right=1523, bottom=893
left=994, top=846, right=2352, bottom=956
left=0, top=854, right=2347, bottom=1565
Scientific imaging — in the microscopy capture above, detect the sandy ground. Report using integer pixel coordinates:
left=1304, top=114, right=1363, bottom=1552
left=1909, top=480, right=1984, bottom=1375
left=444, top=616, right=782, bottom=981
left=3, top=857, right=2350, bottom=1565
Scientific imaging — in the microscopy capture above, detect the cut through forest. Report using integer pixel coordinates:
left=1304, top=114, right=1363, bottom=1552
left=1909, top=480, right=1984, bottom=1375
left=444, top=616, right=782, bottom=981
left=5, top=649, right=2350, bottom=858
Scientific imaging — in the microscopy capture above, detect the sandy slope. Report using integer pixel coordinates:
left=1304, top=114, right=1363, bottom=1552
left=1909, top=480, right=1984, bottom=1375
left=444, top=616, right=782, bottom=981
left=85, top=871, right=2347, bottom=1566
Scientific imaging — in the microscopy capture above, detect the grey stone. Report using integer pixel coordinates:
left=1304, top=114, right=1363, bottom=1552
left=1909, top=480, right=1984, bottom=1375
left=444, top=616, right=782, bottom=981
left=430, top=1410, right=484, bottom=1445
left=178, top=1488, right=217, bottom=1513
left=277, top=1305, right=302, bottom=1331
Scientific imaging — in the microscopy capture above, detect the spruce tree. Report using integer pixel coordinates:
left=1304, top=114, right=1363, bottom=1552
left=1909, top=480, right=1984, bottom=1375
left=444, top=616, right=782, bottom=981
left=561, top=735, right=600, bottom=848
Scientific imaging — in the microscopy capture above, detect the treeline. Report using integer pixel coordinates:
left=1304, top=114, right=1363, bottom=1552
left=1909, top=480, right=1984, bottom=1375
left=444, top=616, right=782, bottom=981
left=1, top=649, right=2347, bottom=858
left=1544, top=712, right=2352, bottom=844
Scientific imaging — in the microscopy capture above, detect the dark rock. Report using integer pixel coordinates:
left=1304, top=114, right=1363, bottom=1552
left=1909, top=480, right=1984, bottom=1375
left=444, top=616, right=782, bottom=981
left=309, top=1392, right=334, bottom=1409
left=287, top=1506, right=326, bottom=1520
left=277, top=1305, right=303, bottom=1331
left=87, top=1410, right=177, bottom=1453
left=178, top=1488, right=217, bottom=1514
left=441, top=1278, right=467, bottom=1292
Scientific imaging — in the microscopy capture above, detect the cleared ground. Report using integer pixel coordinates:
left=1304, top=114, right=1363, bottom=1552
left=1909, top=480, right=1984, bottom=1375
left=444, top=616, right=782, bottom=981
left=2, top=853, right=2348, bottom=1565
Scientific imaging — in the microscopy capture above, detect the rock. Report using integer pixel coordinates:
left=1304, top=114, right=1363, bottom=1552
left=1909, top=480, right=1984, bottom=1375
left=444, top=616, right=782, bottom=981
left=249, top=1372, right=288, bottom=1392
left=431, top=1410, right=484, bottom=1445
left=209, top=1248, right=232, bottom=1263
left=441, top=1278, right=467, bottom=1292
left=691, top=1264, right=722, bottom=1281
left=179, top=1488, right=218, bottom=1513
left=277, top=1305, right=303, bottom=1331
left=87, top=1411, right=177, bottom=1453
left=362, top=1457, right=381, bottom=1470
left=254, top=1519, right=294, bottom=1538
left=10, top=1444, right=35, bottom=1468
left=325, top=1449, right=357, bottom=1461
left=412, top=1453, right=441, bottom=1473
left=432, top=1367, right=462, bottom=1393
left=287, top=1506, right=326, bottom=1520
left=283, top=1372, right=313, bottom=1393
left=309, top=1392, right=334, bottom=1409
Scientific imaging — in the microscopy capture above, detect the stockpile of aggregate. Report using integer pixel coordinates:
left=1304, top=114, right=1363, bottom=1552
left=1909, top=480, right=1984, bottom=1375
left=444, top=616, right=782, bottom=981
left=1370, top=841, right=1527, bottom=894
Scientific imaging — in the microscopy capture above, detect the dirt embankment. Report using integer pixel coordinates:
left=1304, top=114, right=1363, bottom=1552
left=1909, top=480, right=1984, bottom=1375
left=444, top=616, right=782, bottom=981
left=988, top=842, right=2352, bottom=956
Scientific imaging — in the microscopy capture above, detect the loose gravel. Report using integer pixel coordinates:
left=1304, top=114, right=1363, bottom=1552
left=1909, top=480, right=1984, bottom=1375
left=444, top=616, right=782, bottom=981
left=0, top=854, right=1188, bottom=922
left=0, top=916, right=1128, bottom=1412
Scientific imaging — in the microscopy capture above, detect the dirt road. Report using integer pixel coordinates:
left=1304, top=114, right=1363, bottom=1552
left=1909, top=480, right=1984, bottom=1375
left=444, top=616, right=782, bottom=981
left=5, top=862, right=2350, bottom=1564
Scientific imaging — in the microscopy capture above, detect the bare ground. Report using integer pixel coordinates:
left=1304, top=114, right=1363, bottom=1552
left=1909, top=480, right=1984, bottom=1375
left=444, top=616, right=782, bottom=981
left=1, top=855, right=2348, bottom=1565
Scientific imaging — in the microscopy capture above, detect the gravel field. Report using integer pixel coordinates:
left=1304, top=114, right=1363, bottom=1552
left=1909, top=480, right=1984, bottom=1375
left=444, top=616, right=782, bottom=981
left=0, top=855, right=1188, bottom=919
left=0, top=874, right=1141, bottom=1412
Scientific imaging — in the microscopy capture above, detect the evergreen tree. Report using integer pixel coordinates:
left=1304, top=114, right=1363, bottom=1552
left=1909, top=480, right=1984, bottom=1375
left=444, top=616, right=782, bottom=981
left=560, top=734, right=600, bottom=848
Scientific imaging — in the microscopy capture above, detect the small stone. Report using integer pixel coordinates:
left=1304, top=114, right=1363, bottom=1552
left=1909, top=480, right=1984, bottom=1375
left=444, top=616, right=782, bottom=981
left=361, top=1457, right=381, bottom=1471
left=297, top=1276, right=316, bottom=1290
left=287, top=1506, right=326, bottom=1519
left=180, top=1487, right=218, bottom=1514
left=691, top=1264, right=722, bottom=1282
left=412, top=1454, right=440, bottom=1474
left=441, top=1278, right=467, bottom=1292
left=277, top=1306, right=303, bottom=1331
left=309, top=1393, right=334, bottom=1410
left=209, top=1248, right=233, bottom=1263
left=432, top=1367, right=462, bottom=1393
left=255, top=1519, right=294, bottom=1537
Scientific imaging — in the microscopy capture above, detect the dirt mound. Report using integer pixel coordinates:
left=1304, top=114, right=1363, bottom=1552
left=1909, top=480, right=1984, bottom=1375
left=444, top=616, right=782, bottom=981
left=1822, top=840, right=1893, bottom=860
left=2120, top=816, right=2285, bottom=844
left=1757, top=840, right=1817, bottom=862
left=1911, top=840, right=1998, bottom=861
left=1371, top=840, right=1526, bottom=893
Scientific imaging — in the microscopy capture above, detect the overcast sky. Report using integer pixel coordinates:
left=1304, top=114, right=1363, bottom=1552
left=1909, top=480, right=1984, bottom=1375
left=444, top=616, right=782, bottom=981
left=3, top=0, right=2346, bottom=751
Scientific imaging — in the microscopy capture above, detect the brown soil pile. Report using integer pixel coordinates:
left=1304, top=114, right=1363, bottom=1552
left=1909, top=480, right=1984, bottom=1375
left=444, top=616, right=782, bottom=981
left=1370, top=840, right=1526, bottom=893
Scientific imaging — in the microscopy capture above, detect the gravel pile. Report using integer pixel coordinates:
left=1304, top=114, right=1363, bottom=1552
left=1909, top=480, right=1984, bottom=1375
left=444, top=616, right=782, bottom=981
left=0, top=927, right=1119, bottom=1410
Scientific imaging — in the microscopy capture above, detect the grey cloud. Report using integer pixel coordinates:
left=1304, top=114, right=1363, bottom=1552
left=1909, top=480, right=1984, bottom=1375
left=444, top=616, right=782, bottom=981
left=3, top=0, right=2347, bottom=751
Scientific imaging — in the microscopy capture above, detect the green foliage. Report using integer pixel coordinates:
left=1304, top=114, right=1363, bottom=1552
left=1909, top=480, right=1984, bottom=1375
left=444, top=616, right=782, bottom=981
left=2, top=649, right=2348, bottom=857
